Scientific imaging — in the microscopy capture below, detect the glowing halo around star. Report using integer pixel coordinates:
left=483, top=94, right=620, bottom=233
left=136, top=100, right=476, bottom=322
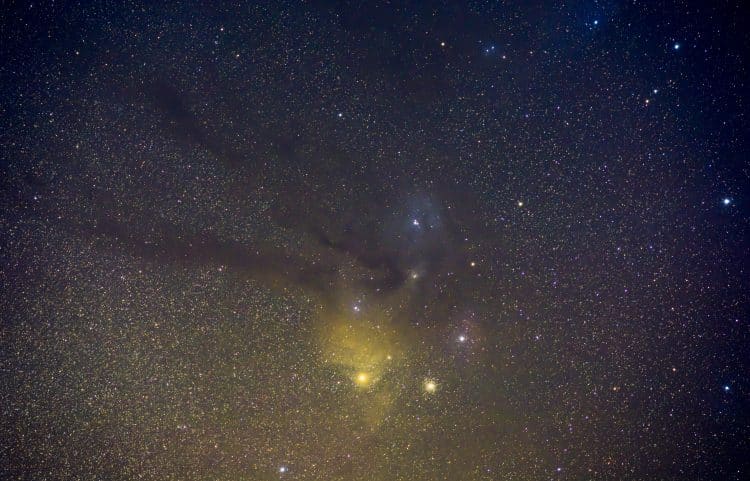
left=354, top=371, right=371, bottom=387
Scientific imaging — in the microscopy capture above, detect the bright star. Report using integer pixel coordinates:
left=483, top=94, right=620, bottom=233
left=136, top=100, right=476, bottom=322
left=458, top=335, right=466, bottom=342
left=593, top=20, right=599, bottom=25
left=673, top=43, right=680, bottom=50
left=723, top=198, right=731, bottom=205
left=279, top=466, right=287, bottom=473
left=355, top=372, right=370, bottom=386
left=412, top=219, right=420, bottom=226
left=724, top=385, right=730, bottom=392
left=424, top=379, right=437, bottom=393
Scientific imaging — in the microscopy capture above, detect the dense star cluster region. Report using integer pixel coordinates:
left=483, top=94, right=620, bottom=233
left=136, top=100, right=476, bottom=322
left=1, top=1, right=749, bottom=480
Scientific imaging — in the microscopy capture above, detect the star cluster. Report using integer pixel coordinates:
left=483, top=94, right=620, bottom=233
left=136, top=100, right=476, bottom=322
left=1, top=2, right=749, bottom=480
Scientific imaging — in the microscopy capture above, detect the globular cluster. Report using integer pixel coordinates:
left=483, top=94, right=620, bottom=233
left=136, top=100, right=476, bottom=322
left=1, top=2, right=749, bottom=480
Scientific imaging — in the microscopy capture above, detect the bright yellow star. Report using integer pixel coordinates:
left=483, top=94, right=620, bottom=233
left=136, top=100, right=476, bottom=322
left=355, top=372, right=370, bottom=387
left=424, top=379, right=437, bottom=393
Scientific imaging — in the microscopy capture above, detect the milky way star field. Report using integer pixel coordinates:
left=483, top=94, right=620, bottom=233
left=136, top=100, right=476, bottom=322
left=1, top=2, right=749, bottom=480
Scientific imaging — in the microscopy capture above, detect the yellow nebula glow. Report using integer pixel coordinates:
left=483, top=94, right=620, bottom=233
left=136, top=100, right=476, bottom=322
left=314, top=297, right=414, bottom=426
left=319, top=305, right=402, bottom=383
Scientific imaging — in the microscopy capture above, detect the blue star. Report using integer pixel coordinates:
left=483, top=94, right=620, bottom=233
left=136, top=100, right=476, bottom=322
left=724, top=385, right=730, bottom=392
left=723, top=198, right=731, bottom=206
left=673, top=43, right=680, bottom=50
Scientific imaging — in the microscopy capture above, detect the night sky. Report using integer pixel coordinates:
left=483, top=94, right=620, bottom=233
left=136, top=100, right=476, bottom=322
left=1, top=1, right=749, bottom=480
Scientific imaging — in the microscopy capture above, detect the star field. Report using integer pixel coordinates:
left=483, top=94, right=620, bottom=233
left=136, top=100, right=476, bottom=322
left=1, top=1, right=749, bottom=480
